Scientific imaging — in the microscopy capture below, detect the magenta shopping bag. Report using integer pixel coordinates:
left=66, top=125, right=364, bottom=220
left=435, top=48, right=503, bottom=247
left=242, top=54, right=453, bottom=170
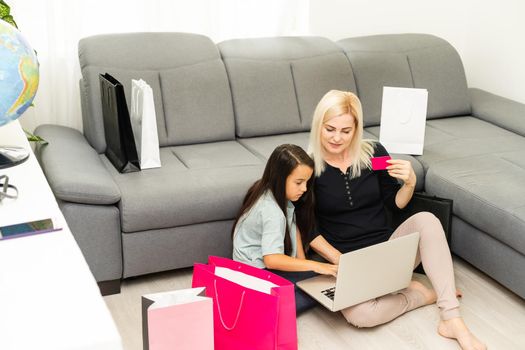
left=192, top=256, right=297, bottom=350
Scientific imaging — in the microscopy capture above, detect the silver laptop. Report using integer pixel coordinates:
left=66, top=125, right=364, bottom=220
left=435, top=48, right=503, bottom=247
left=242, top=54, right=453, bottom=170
left=297, top=232, right=420, bottom=312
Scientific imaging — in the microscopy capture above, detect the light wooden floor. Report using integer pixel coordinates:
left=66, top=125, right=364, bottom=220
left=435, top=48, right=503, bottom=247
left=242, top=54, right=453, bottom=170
left=104, top=257, right=525, bottom=350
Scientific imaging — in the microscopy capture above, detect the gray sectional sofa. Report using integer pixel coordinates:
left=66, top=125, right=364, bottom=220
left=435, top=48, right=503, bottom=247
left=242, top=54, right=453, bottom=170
left=35, top=33, right=525, bottom=299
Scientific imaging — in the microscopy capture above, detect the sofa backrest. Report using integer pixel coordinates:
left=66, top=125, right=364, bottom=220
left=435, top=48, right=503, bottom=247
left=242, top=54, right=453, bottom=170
left=79, top=32, right=235, bottom=153
left=338, top=34, right=471, bottom=127
left=218, top=37, right=357, bottom=138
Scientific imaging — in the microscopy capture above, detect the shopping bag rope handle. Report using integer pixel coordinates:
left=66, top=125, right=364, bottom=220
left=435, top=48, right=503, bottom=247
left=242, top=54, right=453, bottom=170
left=214, top=279, right=246, bottom=331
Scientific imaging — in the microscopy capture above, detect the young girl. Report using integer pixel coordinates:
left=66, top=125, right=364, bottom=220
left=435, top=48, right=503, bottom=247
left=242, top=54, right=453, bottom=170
left=232, top=144, right=338, bottom=314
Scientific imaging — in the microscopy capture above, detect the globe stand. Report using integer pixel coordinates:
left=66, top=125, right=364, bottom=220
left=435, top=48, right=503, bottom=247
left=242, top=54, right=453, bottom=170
left=0, top=146, right=29, bottom=169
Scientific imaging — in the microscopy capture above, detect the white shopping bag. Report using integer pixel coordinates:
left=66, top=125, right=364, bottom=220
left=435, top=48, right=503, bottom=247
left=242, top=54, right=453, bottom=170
left=379, top=86, right=428, bottom=155
left=214, top=266, right=278, bottom=294
left=130, top=79, right=161, bottom=169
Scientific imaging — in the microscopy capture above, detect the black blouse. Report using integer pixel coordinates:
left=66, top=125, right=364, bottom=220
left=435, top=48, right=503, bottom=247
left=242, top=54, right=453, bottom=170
left=313, top=143, right=401, bottom=253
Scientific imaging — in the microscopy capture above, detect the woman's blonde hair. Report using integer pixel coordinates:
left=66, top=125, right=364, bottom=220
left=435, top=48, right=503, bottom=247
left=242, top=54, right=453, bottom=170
left=308, top=90, right=375, bottom=178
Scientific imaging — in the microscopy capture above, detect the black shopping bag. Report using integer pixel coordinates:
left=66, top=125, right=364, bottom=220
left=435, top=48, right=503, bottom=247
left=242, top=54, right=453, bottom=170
left=99, top=73, right=140, bottom=173
left=386, top=192, right=453, bottom=274
left=388, top=192, right=453, bottom=243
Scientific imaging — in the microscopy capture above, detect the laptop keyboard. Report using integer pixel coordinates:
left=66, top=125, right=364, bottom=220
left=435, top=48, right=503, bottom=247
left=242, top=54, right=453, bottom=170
left=321, top=286, right=336, bottom=300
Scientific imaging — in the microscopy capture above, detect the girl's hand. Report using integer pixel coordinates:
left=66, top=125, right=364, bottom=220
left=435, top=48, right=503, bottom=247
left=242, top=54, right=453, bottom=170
left=386, top=159, right=416, bottom=188
left=313, top=262, right=338, bottom=277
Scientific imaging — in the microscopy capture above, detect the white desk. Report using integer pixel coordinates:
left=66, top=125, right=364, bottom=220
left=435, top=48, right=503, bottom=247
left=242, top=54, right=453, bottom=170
left=0, top=121, right=123, bottom=350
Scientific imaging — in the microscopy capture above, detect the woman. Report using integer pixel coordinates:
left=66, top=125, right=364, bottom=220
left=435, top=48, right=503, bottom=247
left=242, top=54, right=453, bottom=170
left=307, top=90, right=485, bottom=350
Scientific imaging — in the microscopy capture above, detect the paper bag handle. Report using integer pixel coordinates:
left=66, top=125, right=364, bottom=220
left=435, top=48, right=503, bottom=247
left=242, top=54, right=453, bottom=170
left=132, top=86, right=142, bottom=116
left=214, top=279, right=246, bottom=331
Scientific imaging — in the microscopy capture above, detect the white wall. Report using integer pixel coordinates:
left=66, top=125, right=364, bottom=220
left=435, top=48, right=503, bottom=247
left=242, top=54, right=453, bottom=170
left=9, top=0, right=310, bottom=132
left=309, top=0, right=525, bottom=104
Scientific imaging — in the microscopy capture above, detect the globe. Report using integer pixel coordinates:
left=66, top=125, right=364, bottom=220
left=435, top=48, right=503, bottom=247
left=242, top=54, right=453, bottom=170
left=0, top=19, right=39, bottom=127
left=0, top=19, right=39, bottom=169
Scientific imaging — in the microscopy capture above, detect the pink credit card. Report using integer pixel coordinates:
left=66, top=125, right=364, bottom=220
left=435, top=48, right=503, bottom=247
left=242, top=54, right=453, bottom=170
left=371, top=156, right=392, bottom=170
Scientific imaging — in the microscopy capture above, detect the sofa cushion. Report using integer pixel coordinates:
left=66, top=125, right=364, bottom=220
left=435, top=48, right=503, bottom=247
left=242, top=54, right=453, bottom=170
left=79, top=32, right=234, bottom=152
left=160, top=61, right=235, bottom=145
left=341, top=53, right=413, bottom=126
left=104, top=143, right=264, bottom=232
left=420, top=117, right=525, bottom=169
left=425, top=151, right=525, bottom=256
left=237, top=132, right=311, bottom=160
left=219, top=36, right=356, bottom=137
left=291, top=54, right=356, bottom=129
left=171, top=141, right=261, bottom=169
left=338, top=34, right=470, bottom=126
left=408, top=45, right=471, bottom=119
left=223, top=59, right=302, bottom=137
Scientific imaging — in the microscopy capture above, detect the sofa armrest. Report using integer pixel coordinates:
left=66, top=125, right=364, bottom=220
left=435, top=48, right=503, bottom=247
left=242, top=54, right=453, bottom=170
left=34, top=124, right=120, bottom=205
left=469, top=88, right=525, bottom=137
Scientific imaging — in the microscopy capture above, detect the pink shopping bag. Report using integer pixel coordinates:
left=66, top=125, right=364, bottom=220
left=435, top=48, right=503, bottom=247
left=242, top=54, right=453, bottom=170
left=142, top=287, right=214, bottom=350
left=192, top=256, right=297, bottom=350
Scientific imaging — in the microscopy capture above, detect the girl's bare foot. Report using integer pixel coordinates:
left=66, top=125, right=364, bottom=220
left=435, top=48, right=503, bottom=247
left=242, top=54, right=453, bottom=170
left=438, top=317, right=486, bottom=350
left=408, top=280, right=437, bottom=305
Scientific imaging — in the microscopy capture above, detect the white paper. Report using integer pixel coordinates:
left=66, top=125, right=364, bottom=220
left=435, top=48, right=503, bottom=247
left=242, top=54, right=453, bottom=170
left=130, top=79, right=161, bottom=169
left=144, top=287, right=208, bottom=309
left=379, top=86, right=428, bottom=155
left=215, top=266, right=278, bottom=294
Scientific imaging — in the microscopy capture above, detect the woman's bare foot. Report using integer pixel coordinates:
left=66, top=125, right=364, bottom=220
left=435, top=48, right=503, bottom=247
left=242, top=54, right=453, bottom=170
left=438, top=317, right=486, bottom=350
left=408, top=280, right=437, bottom=305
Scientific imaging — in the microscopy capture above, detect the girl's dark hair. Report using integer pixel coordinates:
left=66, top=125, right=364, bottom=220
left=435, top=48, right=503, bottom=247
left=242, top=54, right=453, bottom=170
left=232, top=144, right=315, bottom=255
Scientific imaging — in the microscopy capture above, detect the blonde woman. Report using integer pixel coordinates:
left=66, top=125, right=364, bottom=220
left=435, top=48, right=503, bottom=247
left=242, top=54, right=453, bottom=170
left=307, top=90, right=485, bottom=350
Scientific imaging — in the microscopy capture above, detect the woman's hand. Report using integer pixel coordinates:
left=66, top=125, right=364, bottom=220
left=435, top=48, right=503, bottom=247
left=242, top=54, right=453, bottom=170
left=388, top=158, right=417, bottom=208
left=386, top=159, right=416, bottom=188
left=313, top=261, right=338, bottom=277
